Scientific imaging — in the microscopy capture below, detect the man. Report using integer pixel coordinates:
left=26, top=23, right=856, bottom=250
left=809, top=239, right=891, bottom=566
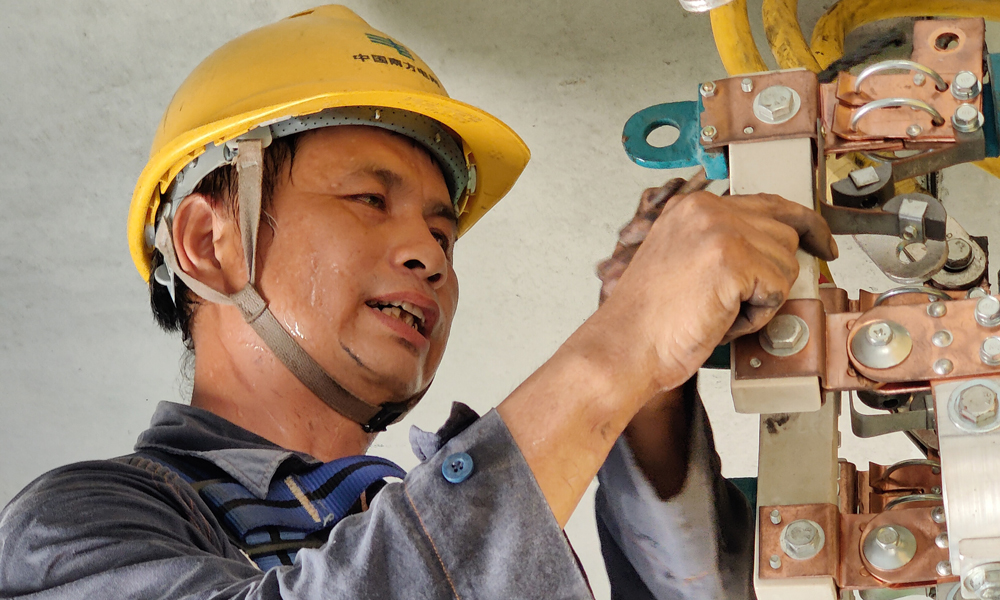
left=0, top=5, right=837, bottom=599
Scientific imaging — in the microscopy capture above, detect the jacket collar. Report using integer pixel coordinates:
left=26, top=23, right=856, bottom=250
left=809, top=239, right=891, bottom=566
left=134, top=401, right=319, bottom=498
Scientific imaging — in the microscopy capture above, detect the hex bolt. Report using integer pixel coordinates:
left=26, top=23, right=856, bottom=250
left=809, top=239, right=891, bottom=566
left=770, top=509, right=781, bottom=525
left=964, top=562, right=1000, bottom=600
left=937, top=560, right=952, bottom=577
left=701, top=126, right=718, bottom=143
left=769, top=555, right=781, bottom=570
left=975, top=296, right=1000, bottom=327
left=958, top=383, right=999, bottom=426
left=874, top=526, right=901, bottom=551
left=907, top=124, right=923, bottom=138
left=952, top=71, right=982, bottom=100
left=700, top=82, right=717, bottom=98
left=741, top=78, right=753, bottom=93
left=913, top=72, right=926, bottom=86
left=953, top=104, right=982, bottom=133
left=927, top=302, right=947, bottom=318
left=754, top=85, right=796, bottom=123
left=932, top=506, right=946, bottom=524
left=983, top=337, right=1000, bottom=367
left=763, top=315, right=804, bottom=350
left=781, top=519, right=824, bottom=560
left=945, top=238, right=974, bottom=271
left=866, top=321, right=894, bottom=346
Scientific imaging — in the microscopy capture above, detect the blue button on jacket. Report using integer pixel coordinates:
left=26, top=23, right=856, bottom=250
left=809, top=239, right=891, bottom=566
left=0, top=387, right=753, bottom=599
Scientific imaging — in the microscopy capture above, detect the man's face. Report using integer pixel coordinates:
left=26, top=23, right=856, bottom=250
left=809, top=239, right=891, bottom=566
left=254, top=126, right=459, bottom=404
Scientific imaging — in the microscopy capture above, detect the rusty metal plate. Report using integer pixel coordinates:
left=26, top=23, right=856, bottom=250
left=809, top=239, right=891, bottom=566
left=700, top=70, right=818, bottom=149
left=733, top=299, right=826, bottom=381
left=910, top=19, right=985, bottom=81
left=847, top=298, right=1000, bottom=383
left=759, top=503, right=840, bottom=580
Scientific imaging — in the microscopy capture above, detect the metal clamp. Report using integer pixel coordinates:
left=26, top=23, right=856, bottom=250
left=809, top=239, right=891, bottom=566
left=854, top=59, right=949, bottom=93
left=850, top=98, right=946, bottom=131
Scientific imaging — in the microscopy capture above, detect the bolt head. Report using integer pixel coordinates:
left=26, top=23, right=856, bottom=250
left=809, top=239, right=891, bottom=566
left=952, top=71, right=982, bottom=100
left=983, top=337, right=1000, bottom=367
left=701, top=125, right=717, bottom=142
left=937, top=560, right=952, bottom=577
left=700, top=82, right=716, bottom=97
left=763, top=315, right=804, bottom=350
left=769, top=509, right=781, bottom=524
left=741, top=78, right=753, bottom=93
left=866, top=322, right=894, bottom=346
left=785, top=520, right=817, bottom=548
left=976, top=296, right=1000, bottom=326
left=756, top=86, right=794, bottom=121
left=953, top=104, right=982, bottom=132
left=743, top=126, right=754, bottom=134
left=932, top=506, right=946, bottom=524
left=959, top=384, right=998, bottom=426
left=927, top=302, right=947, bottom=318
left=769, top=555, right=781, bottom=569
left=945, top=238, right=974, bottom=271
left=875, top=526, right=901, bottom=550
left=913, top=72, right=926, bottom=86
left=934, top=358, right=954, bottom=376
left=907, top=124, right=923, bottom=137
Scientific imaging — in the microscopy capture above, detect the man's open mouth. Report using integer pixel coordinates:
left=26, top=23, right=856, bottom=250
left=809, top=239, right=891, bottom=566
left=366, top=300, right=427, bottom=334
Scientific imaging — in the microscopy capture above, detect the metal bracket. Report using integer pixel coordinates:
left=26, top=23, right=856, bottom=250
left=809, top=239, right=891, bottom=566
left=849, top=393, right=935, bottom=439
left=622, top=99, right=728, bottom=179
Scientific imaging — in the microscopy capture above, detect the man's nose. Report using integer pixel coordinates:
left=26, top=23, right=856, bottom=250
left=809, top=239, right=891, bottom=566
left=391, top=223, right=449, bottom=288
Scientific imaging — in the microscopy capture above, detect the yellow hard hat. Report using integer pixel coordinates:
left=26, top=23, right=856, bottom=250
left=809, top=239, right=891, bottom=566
left=128, top=4, right=530, bottom=281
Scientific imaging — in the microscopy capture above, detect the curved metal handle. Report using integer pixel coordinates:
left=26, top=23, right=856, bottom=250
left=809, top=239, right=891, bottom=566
left=850, top=97, right=945, bottom=131
left=854, top=59, right=948, bottom=93
left=873, top=286, right=952, bottom=307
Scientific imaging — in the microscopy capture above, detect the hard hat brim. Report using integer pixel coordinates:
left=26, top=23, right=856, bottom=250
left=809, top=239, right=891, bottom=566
left=128, top=88, right=530, bottom=281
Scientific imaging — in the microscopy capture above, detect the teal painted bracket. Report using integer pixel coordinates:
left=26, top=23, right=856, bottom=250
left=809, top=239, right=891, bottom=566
left=986, top=53, right=1000, bottom=158
left=622, top=98, right=728, bottom=180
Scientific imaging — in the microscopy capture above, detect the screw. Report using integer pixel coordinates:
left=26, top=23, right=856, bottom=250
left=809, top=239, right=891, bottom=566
left=781, top=519, right=824, bottom=560
left=964, top=563, right=1000, bottom=600
left=936, top=560, right=952, bottom=577
left=958, top=384, right=998, bottom=426
left=770, top=509, right=781, bottom=525
left=927, top=302, right=947, bottom=318
left=952, top=71, right=982, bottom=100
left=953, top=104, right=982, bottom=133
left=903, top=224, right=919, bottom=240
left=866, top=322, right=894, bottom=346
left=769, top=555, right=781, bottom=569
left=934, top=359, right=954, bottom=376
left=932, top=486, right=942, bottom=494
left=874, top=526, right=901, bottom=550
left=907, top=124, right=923, bottom=137
left=754, top=85, right=795, bottom=123
left=750, top=357, right=762, bottom=368
left=945, top=238, right=974, bottom=271
left=932, top=330, right=953, bottom=348
left=983, top=337, right=1000, bottom=367
left=701, top=126, right=717, bottom=143
left=932, top=506, right=946, bottom=524
left=700, top=81, right=717, bottom=98
left=743, top=126, right=754, bottom=134
left=913, top=72, right=927, bottom=86
left=935, top=533, right=949, bottom=549
left=763, top=315, right=805, bottom=350
left=975, top=296, right=1000, bottom=327
left=741, top=78, right=753, bottom=93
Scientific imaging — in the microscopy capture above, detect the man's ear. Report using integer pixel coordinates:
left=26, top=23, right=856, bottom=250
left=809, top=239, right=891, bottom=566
left=171, top=194, right=246, bottom=295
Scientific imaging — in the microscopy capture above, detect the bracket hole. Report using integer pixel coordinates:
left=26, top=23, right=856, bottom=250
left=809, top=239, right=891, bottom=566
left=935, top=32, right=960, bottom=51
left=646, top=124, right=680, bottom=148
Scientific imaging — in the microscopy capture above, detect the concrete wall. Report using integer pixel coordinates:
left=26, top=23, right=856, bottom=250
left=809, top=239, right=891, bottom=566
left=2, top=1, right=999, bottom=597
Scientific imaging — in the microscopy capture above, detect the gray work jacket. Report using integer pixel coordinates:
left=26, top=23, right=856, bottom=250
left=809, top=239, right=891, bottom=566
left=0, top=395, right=752, bottom=599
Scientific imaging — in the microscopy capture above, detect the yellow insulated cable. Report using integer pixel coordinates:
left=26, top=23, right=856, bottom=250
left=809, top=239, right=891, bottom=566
left=762, top=0, right=821, bottom=72
left=710, top=0, right=769, bottom=75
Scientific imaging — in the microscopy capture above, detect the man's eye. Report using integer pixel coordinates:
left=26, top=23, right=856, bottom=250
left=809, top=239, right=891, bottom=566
left=354, top=194, right=386, bottom=209
left=433, top=231, right=453, bottom=254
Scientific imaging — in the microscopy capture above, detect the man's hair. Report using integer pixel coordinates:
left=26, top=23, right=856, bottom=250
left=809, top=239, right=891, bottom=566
left=149, top=135, right=299, bottom=348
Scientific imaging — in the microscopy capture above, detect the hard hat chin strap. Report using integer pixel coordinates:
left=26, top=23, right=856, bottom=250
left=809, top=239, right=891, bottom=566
left=154, top=139, right=425, bottom=432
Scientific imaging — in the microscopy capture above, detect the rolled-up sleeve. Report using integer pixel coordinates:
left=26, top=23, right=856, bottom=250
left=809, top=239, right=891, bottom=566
left=595, top=396, right=755, bottom=600
left=0, top=410, right=593, bottom=599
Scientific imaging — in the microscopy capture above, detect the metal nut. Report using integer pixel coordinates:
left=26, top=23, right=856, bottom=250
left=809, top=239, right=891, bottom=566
left=780, top=519, right=824, bottom=560
left=958, top=384, right=999, bottom=426
left=983, top=337, right=1000, bottom=367
left=700, top=81, right=717, bottom=98
left=755, top=86, right=794, bottom=122
left=763, top=315, right=804, bottom=350
left=953, top=104, right=982, bottom=133
left=975, top=296, right=1000, bottom=327
left=701, top=126, right=717, bottom=143
left=952, top=70, right=982, bottom=100
left=741, top=78, right=753, bottom=93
